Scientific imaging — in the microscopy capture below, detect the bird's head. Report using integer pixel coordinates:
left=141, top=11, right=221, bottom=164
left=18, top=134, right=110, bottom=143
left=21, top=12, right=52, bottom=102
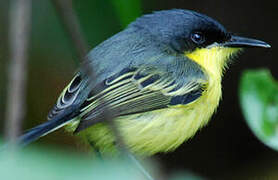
left=130, top=9, right=270, bottom=76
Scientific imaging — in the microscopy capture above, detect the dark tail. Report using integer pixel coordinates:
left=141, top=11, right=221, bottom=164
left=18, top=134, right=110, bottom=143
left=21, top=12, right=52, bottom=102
left=18, top=105, right=79, bottom=147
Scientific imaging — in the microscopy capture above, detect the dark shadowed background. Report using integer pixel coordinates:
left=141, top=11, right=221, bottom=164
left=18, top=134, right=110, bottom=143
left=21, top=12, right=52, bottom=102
left=0, top=0, right=277, bottom=179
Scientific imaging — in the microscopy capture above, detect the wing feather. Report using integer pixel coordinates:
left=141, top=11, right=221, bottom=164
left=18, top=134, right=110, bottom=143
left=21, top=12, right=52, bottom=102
left=75, top=64, right=207, bottom=132
left=47, top=55, right=208, bottom=133
left=47, top=73, right=82, bottom=120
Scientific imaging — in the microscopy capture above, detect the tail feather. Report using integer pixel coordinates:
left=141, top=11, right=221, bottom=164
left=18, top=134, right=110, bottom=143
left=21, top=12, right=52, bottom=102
left=18, top=118, right=71, bottom=147
left=18, top=106, right=79, bottom=147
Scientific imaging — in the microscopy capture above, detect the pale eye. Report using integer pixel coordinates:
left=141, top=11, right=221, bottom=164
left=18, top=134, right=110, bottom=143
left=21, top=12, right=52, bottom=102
left=191, top=32, right=206, bottom=44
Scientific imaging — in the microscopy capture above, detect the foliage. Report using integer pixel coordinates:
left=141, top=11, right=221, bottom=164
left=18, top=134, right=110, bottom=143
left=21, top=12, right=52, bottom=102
left=239, top=69, right=278, bottom=150
left=0, top=146, right=144, bottom=180
left=0, top=142, right=206, bottom=180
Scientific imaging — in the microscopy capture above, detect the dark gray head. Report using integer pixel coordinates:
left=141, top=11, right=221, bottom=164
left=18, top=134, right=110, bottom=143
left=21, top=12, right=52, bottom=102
left=129, top=9, right=270, bottom=53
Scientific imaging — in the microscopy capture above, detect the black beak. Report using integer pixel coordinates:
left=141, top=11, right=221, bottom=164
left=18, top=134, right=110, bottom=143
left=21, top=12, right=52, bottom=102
left=223, top=35, right=271, bottom=48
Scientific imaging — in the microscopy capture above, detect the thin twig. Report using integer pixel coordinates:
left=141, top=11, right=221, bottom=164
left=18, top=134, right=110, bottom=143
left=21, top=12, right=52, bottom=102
left=51, top=0, right=88, bottom=59
left=5, top=0, right=32, bottom=143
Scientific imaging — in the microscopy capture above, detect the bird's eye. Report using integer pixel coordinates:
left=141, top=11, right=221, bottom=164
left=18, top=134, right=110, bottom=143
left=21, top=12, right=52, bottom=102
left=191, top=32, right=205, bottom=44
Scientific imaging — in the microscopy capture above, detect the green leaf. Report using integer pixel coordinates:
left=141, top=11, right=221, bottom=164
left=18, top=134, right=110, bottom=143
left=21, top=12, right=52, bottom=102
left=110, top=0, right=142, bottom=27
left=239, top=69, right=278, bottom=150
left=0, top=146, right=146, bottom=180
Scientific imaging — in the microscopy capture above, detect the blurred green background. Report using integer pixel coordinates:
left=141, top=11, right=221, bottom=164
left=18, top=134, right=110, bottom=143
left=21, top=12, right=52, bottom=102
left=0, top=0, right=278, bottom=179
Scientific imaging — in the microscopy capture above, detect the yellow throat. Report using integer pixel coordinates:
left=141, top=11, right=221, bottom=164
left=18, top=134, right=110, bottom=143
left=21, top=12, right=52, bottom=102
left=185, top=47, right=241, bottom=78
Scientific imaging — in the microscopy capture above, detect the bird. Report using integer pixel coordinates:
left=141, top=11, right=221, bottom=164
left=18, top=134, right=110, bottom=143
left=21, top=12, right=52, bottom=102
left=18, top=9, right=270, bottom=156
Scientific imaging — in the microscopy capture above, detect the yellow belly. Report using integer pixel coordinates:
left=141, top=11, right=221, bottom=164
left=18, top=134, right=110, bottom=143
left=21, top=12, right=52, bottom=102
left=78, top=78, right=222, bottom=156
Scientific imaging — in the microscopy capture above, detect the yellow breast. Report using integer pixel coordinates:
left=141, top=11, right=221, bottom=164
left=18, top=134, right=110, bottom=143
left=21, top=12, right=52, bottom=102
left=81, top=78, right=221, bottom=156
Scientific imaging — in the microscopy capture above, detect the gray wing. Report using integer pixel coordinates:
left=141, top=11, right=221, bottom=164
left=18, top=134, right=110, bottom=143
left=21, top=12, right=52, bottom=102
left=75, top=55, right=208, bottom=132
